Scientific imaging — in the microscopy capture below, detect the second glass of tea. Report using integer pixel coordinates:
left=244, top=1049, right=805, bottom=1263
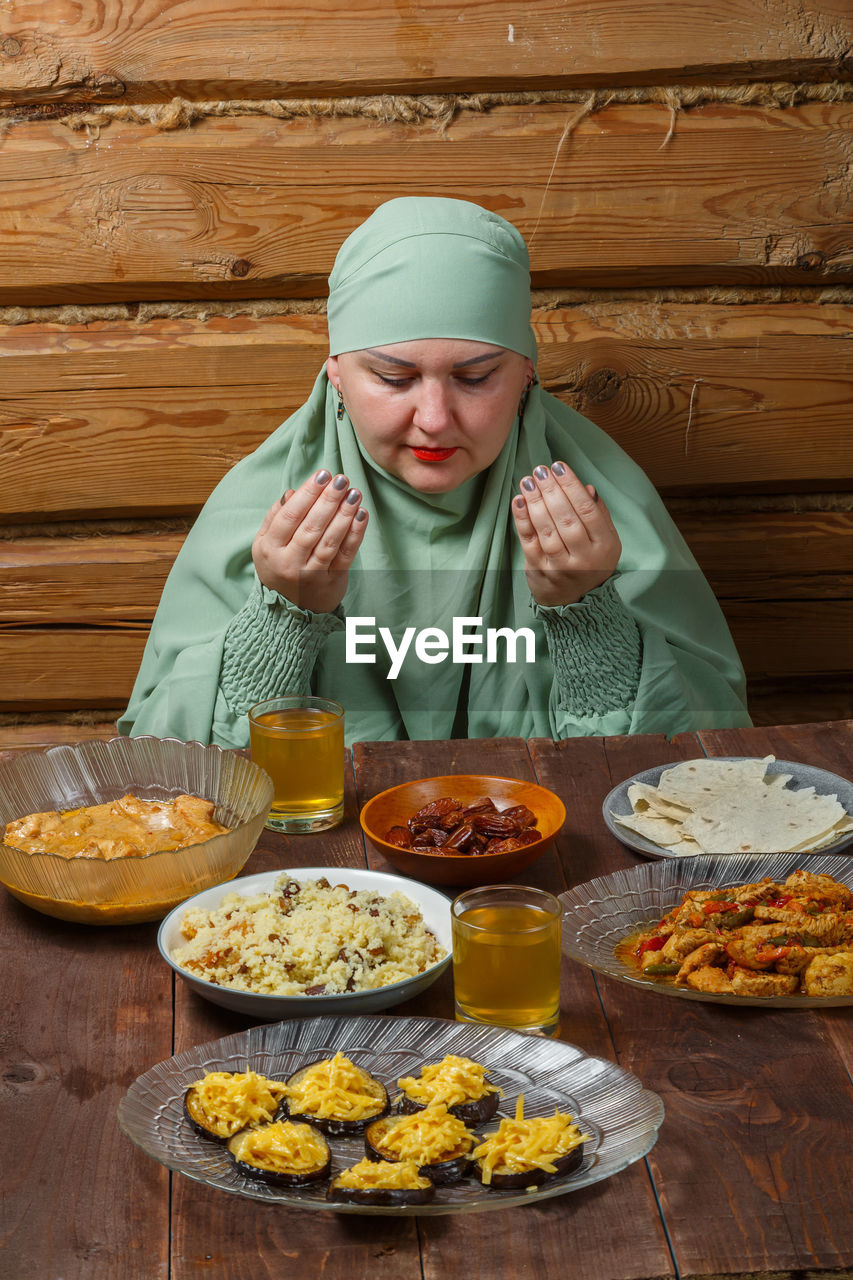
left=248, top=695, right=345, bottom=833
left=451, top=884, right=562, bottom=1037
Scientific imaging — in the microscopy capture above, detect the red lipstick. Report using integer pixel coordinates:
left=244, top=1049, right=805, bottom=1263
left=411, top=447, right=458, bottom=461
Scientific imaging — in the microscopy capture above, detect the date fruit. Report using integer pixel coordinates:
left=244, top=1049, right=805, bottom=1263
left=385, top=795, right=541, bottom=857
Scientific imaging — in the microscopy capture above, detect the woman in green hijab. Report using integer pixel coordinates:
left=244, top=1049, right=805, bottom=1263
left=119, top=197, right=750, bottom=746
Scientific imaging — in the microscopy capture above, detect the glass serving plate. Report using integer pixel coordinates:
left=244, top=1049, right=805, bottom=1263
left=561, top=852, right=853, bottom=1008
left=117, top=1014, right=664, bottom=1216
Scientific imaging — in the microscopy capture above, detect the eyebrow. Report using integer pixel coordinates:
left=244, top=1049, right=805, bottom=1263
left=363, top=347, right=504, bottom=369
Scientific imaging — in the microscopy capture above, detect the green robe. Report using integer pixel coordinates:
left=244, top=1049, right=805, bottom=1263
left=120, top=196, right=749, bottom=746
left=119, top=370, right=750, bottom=746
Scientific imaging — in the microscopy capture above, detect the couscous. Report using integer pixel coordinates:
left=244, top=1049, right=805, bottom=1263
left=173, top=874, right=446, bottom=995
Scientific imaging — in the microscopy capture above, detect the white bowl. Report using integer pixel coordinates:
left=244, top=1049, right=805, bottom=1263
left=158, top=866, right=452, bottom=1018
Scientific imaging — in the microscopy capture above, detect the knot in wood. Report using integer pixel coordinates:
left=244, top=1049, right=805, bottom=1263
left=86, top=73, right=126, bottom=99
left=584, top=367, right=623, bottom=403
left=231, top=259, right=252, bottom=278
left=1, top=37, right=22, bottom=57
left=796, top=250, right=826, bottom=272
left=3, top=1061, right=38, bottom=1085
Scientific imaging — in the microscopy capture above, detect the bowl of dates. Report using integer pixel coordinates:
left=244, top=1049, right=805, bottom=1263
left=359, top=775, right=565, bottom=886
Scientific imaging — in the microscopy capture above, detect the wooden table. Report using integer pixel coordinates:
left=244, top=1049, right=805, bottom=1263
left=3, top=721, right=852, bottom=1280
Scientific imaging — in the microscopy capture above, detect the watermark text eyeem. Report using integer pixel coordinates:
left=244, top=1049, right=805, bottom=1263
left=346, top=616, right=536, bottom=680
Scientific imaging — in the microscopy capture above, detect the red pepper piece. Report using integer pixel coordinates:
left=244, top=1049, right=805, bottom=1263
left=637, top=936, right=666, bottom=956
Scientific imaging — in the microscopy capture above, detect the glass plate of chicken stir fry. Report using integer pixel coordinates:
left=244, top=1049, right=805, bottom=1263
left=560, top=853, right=853, bottom=1007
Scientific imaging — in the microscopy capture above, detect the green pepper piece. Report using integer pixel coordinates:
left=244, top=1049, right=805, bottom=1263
left=643, top=962, right=681, bottom=975
left=717, top=907, right=755, bottom=929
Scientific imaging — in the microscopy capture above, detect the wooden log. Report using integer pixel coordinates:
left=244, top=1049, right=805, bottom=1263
left=2, top=302, right=852, bottom=520
left=0, top=102, right=851, bottom=303
left=1, top=599, right=850, bottom=710
left=3, top=508, right=851, bottom=625
left=724, top=600, right=853, bottom=677
left=670, top=510, right=853, bottom=599
left=0, top=629, right=148, bottom=709
left=0, top=534, right=188, bottom=620
left=2, top=0, right=851, bottom=105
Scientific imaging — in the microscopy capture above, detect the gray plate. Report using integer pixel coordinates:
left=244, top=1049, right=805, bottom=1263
left=561, top=851, right=853, bottom=1007
left=602, top=757, right=853, bottom=861
left=116, top=1014, right=664, bottom=1215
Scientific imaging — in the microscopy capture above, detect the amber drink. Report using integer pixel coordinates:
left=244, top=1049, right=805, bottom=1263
left=452, top=885, right=562, bottom=1036
left=249, top=696, right=344, bottom=833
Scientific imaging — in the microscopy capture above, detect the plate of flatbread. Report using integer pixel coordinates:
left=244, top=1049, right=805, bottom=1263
left=603, top=756, right=853, bottom=860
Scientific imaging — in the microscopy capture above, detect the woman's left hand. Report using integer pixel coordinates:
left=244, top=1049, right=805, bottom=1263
left=511, top=461, right=622, bottom=606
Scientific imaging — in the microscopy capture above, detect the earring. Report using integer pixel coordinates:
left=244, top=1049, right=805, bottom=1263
left=518, top=373, right=538, bottom=427
left=336, top=388, right=345, bottom=421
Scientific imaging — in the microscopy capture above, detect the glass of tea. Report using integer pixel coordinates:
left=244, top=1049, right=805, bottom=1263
left=248, top=695, right=345, bottom=833
left=451, top=884, right=562, bottom=1037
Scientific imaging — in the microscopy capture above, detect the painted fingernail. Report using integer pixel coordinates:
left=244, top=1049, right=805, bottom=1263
left=513, top=495, right=526, bottom=509
left=355, top=508, right=368, bottom=522
left=332, top=473, right=348, bottom=490
left=552, top=461, right=566, bottom=477
left=346, top=487, right=361, bottom=505
left=315, top=469, right=331, bottom=485
left=591, top=487, right=600, bottom=502
left=533, top=465, right=549, bottom=481
left=280, top=494, right=288, bottom=506
left=522, top=476, right=536, bottom=492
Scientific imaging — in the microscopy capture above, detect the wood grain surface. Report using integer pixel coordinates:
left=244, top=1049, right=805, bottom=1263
left=0, top=597, right=849, bottom=712
left=2, top=0, right=851, bottom=103
left=3, top=509, right=851, bottom=626
left=1, top=102, right=851, bottom=303
left=4, top=727, right=851, bottom=1279
left=2, top=303, right=851, bottom=521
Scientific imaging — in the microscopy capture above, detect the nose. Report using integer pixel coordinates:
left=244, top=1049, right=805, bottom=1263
left=412, top=379, right=453, bottom=435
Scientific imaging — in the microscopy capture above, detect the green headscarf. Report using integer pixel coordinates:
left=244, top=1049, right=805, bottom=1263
left=328, top=196, right=537, bottom=359
left=121, top=197, right=749, bottom=745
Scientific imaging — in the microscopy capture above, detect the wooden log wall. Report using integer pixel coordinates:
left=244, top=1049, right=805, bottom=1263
left=1, top=1, right=852, bottom=745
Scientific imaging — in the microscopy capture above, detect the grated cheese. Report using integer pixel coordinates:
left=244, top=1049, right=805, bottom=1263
left=372, top=1101, right=472, bottom=1163
left=187, top=1070, right=288, bottom=1138
left=473, top=1095, right=590, bottom=1184
left=229, top=1121, right=328, bottom=1173
left=285, top=1052, right=386, bottom=1122
left=334, top=1158, right=432, bottom=1191
left=397, top=1054, right=499, bottom=1108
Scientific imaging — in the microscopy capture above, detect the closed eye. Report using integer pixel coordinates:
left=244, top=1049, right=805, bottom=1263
left=372, top=370, right=496, bottom=388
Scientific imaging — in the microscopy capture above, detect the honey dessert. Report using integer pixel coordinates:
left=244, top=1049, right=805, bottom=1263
left=4, top=793, right=230, bottom=860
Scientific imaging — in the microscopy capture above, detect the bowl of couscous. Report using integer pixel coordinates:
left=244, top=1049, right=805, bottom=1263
left=157, top=866, right=452, bottom=1018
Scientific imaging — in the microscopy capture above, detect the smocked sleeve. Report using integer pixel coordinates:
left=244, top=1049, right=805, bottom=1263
left=219, top=580, right=345, bottom=714
left=534, top=575, right=643, bottom=736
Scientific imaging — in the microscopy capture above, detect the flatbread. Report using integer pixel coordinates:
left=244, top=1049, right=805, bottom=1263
left=611, top=756, right=852, bottom=856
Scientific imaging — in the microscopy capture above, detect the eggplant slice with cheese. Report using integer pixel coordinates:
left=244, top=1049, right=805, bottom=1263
left=397, top=1054, right=500, bottom=1128
left=227, top=1120, right=332, bottom=1187
left=327, top=1157, right=436, bottom=1207
left=279, top=1052, right=389, bottom=1136
left=184, top=1070, right=288, bottom=1142
left=472, top=1098, right=591, bottom=1190
left=364, top=1102, right=475, bottom=1184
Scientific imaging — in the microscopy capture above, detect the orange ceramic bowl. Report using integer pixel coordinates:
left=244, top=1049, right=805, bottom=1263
left=359, top=774, right=565, bottom=887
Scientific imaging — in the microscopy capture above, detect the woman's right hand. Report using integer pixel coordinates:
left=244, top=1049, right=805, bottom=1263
left=252, top=470, right=369, bottom=614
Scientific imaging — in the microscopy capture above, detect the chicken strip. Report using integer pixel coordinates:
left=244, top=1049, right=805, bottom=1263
left=803, top=952, right=853, bottom=997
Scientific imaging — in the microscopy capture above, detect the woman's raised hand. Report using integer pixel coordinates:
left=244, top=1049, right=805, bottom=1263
left=252, top=470, right=369, bottom=614
left=511, top=462, right=622, bottom=606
